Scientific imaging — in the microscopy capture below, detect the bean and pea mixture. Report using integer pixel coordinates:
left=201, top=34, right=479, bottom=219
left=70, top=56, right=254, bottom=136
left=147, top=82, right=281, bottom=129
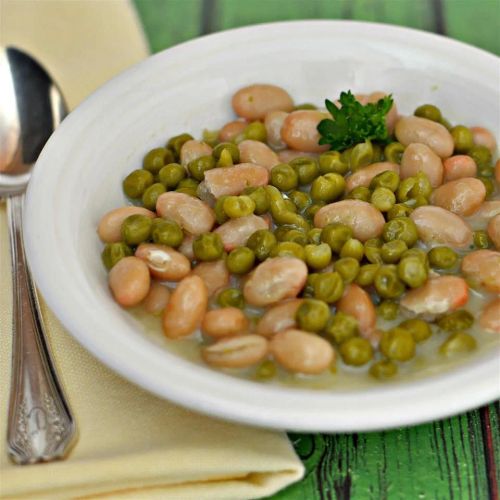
left=98, top=84, right=500, bottom=384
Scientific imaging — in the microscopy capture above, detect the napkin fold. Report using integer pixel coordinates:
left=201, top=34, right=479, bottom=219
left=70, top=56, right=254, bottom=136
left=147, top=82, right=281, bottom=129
left=0, top=1, right=304, bottom=498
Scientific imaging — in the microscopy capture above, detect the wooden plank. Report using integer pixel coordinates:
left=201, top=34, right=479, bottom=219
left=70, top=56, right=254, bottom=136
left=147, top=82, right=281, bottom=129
left=443, top=0, right=500, bottom=55
left=271, top=409, right=492, bottom=499
left=133, top=0, right=204, bottom=53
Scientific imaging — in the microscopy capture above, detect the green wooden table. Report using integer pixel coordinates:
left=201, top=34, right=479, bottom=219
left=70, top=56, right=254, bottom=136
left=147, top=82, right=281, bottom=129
left=133, top=1, right=499, bottom=498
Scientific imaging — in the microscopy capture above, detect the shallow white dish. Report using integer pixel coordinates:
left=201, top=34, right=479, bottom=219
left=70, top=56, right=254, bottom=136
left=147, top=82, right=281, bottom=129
left=24, top=21, right=500, bottom=432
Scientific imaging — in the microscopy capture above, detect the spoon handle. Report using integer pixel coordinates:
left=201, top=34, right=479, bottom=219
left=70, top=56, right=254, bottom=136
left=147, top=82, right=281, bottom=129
left=6, top=194, right=76, bottom=464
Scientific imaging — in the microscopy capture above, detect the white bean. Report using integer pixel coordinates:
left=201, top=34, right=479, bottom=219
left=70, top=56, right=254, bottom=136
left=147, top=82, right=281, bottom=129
left=488, top=214, right=500, bottom=250
left=395, top=116, right=454, bottom=158
left=204, top=163, right=269, bottom=198
left=98, top=206, right=155, bottom=243
left=270, top=329, right=334, bottom=374
left=190, top=259, right=229, bottom=297
left=232, top=84, right=294, bottom=120
left=135, top=243, right=191, bottom=281
left=430, top=178, right=485, bottom=216
left=470, top=126, right=497, bottom=153
left=201, top=307, right=249, bottom=338
left=264, top=111, right=288, bottom=150
left=108, top=256, right=150, bottom=307
left=238, top=140, right=280, bottom=170
left=202, top=335, right=268, bottom=368
left=214, top=214, right=269, bottom=251
left=281, top=110, right=329, bottom=153
left=143, top=282, right=171, bottom=315
left=443, top=155, right=477, bottom=182
left=180, top=140, right=212, bottom=167
left=162, top=275, right=208, bottom=338
left=314, top=200, right=385, bottom=242
left=461, top=250, right=500, bottom=293
left=479, top=299, right=500, bottom=334
left=277, top=149, right=319, bottom=163
left=218, top=120, right=247, bottom=142
left=336, top=284, right=376, bottom=341
left=243, top=257, right=308, bottom=306
left=400, top=143, right=443, bottom=187
left=256, top=299, right=303, bottom=337
left=410, top=206, right=473, bottom=249
left=345, top=162, right=399, bottom=192
left=156, top=192, right=215, bottom=235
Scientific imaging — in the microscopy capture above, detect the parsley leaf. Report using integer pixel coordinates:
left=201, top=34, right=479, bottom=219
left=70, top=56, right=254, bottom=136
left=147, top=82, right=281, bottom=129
left=317, top=91, right=394, bottom=151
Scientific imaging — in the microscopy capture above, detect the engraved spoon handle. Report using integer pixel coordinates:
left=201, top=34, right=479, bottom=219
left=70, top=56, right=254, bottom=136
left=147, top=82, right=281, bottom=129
left=7, top=194, right=76, bottom=464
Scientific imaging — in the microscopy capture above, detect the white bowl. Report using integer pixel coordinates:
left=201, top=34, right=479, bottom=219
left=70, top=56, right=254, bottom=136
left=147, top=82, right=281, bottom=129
left=24, top=21, right=500, bottom=432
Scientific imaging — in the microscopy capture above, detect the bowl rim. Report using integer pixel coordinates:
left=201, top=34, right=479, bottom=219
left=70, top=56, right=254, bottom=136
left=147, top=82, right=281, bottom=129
left=24, top=20, right=500, bottom=432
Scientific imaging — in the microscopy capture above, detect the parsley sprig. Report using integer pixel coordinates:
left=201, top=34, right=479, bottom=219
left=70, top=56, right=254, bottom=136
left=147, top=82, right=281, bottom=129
left=317, top=91, right=394, bottom=151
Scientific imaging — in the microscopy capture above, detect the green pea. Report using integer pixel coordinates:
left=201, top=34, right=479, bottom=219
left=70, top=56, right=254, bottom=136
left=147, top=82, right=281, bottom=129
left=473, top=230, right=491, bottom=249
left=439, top=117, right=453, bottom=130
left=151, top=218, right=183, bottom=247
left=187, top=155, right=215, bottom=181
left=371, top=187, right=396, bottom=212
left=399, top=319, right=432, bottom=343
left=397, top=256, right=428, bottom=288
left=226, top=247, right=255, bottom=274
left=346, top=186, right=371, bottom=202
left=414, top=104, right=442, bottom=122
left=244, top=121, right=266, bottom=142
left=339, top=337, right=373, bottom=366
left=439, top=332, right=476, bottom=356
left=382, top=217, right=418, bottom=247
left=283, top=199, right=297, bottom=213
left=428, top=246, right=458, bottom=269
left=374, top=265, right=406, bottom=299
left=341, top=147, right=353, bottom=167
left=302, top=273, right=319, bottom=298
left=175, top=187, right=197, bottom=197
left=142, top=182, right=166, bottom=210
left=247, top=229, right=277, bottom=260
left=223, top=195, right=256, bottom=218
left=215, top=148, right=235, bottom=168
left=478, top=165, right=494, bottom=178
left=380, top=327, right=416, bottom=361
left=377, top=300, right=399, bottom=320
left=243, top=186, right=270, bottom=215
left=304, top=243, right=332, bottom=270
left=255, top=360, right=277, bottom=380
left=387, top=203, right=413, bottom=220
left=467, top=146, right=492, bottom=168
left=356, top=263, right=380, bottom=286
left=364, top=238, right=384, bottom=264
left=214, top=195, right=229, bottom=225
left=451, top=125, right=474, bottom=153
left=101, top=242, right=132, bottom=270
left=397, top=178, right=416, bottom=203
left=335, top=257, right=360, bottom=283
left=217, top=288, right=245, bottom=309
left=321, top=223, right=353, bottom=253
left=437, top=310, right=474, bottom=332
left=121, top=214, right=153, bottom=245
left=193, top=233, right=224, bottom=261
left=468, top=145, right=492, bottom=169
left=202, top=128, right=219, bottom=147
left=319, top=151, right=349, bottom=175
left=270, top=163, right=298, bottom=192
left=167, top=133, right=194, bottom=159
left=340, top=238, right=364, bottom=261
left=326, top=312, right=358, bottom=343
left=479, top=177, right=495, bottom=198
left=270, top=241, right=306, bottom=260
left=311, top=173, right=346, bottom=202
left=274, top=225, right=291, bottom=242
left=312, top=272, right=344, bottom=303
left=294, top=103, right=317, bottom=110
left=370, top=360, right=398, bottom=379
left=412, top=172, right=432, bottom=199
left=288, top=190, right=312, bottom=212
left=158, top=163, right=186, bottom=189
left=349, top=140, right=373, bottom=171
left=283, top=229, right=308, bottom=246
left=296, top=299, right=331, bottom=332
left=372, top=143, right=384, bottom=163
left=370, top=170, right=400, bottom=192
left=266, top=186, right=310, bottom=230
left=123, top=169, right=154, bottom=199
left=212, top=142, right=240, bottom=163
left=307, top=228, right=323, bottom=245
left=143, top=147, right=174, bottom=174
left=289, top=157, right=320, bottom=185
left=177, top=178, right=199, bottom=191
left=381, top=239, right=408, bottom=264
left=383, top=142, right=405, bottom=164
left=305, top=202, right=326, bottom=219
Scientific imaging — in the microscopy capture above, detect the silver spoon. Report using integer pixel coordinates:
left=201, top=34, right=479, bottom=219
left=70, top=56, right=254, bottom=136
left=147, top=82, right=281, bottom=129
left=0, top=47, right=76, bottom=464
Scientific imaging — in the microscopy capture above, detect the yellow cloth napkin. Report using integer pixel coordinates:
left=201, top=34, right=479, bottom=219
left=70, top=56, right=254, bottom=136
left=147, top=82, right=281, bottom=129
left=0, top=1, right=304, bottom=498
